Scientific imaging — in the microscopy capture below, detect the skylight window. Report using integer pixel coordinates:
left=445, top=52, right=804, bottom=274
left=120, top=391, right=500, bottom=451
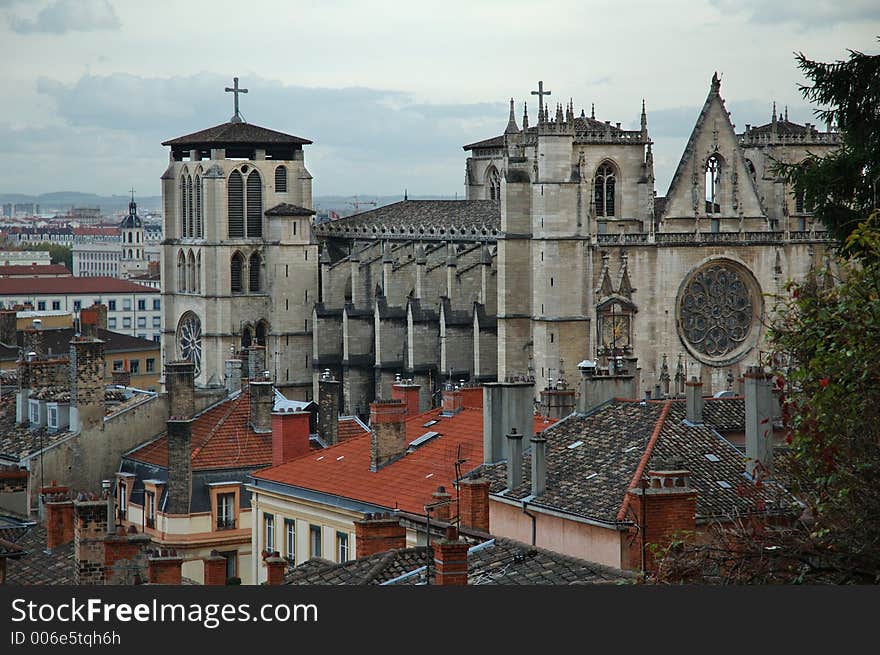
left=584, top=472, right=598, bottom=480
left=624, top=445, right=638, bottom=453
left=409, top=431, right=440, bottom=449
left=704, top=453, right=720, bottom=462
left=423, top=419, right=439, bottom=428
left=336, top=455, right=344, bottom=461
left=567, top=440, right=584, bottom=449
left=717, top=480, right=732, bottom=489
left=425, top=473, right=434, bottom=479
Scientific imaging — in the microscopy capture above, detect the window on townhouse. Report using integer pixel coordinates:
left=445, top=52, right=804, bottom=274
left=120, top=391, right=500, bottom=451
left=153, top=299, right=160, bottom=311
left=146, top=358, right=155, bottom=373
left=37, top=301, right=46, bottom=311
left=217, top=493, right=235, bottom=529
left=73, top=300, right=81, bottom=311
left=336, top=531, right=350, bottom=562
left=48, top=406, right=58, bottom=429
left=52, top=301, right=60, bottom=310
left=112, top=360, right=124, bottom=371
left=220, top=551, right=237, bottom=580
left=153, top=335, right=160, bottom=343
left=145, top=491, right=156, bottom=529
left=108, top=317, right=117, bottom=329
left=264, top=513, right=275, bottom=553
left=137, top=316, right=146, bottom=328
left=285, top=519, right=296, bottom=562
left=129, top=360, right=140, bottom=374
left=118, top=480, right=127, bottom=521
left=108, top=300, right=116, bottom=311
left=123, top=317, right=131, bottom=329
left=138, top=299, right=146, bottom=311
left=309, top=524, right=322, bottom=558
left=123, top=299, right=132, bottom=311
left=152, top=317, right=161, bottom=328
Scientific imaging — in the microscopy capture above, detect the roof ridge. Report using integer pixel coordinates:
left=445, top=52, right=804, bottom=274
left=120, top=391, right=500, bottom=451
left=616, top=400, right=671, bottom=521
left=361, top=550, right=398, bottom=585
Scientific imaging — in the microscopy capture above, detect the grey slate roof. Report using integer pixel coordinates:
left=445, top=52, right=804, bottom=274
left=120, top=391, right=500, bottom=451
left=265, top=203, right=315, bottom=217
left=162, top=121, right=312, bottom=147
left=283, top=538, right=630, bottom=585
left=473, top=398, right=796, bottom=526
left=3, top=522, right=75, bottom=585
left=315, top=200, right=500, bottom=238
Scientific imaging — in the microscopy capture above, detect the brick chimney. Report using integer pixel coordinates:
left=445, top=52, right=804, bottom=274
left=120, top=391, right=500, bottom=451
left=246, top=345, right=267, bottom=380
left=625, top=462, right=697, bottom=571
left=354, top=512, right=406, bottom=557
left=391, top=377, right=420, bottom=417
left=482, top=380, right=534, bottom=463
left=458, top=478, right=490, bottom=533
left=369, top=400, right=407, bottom=471
left=460, top=384, right=483, bottom=409
left=744, top=365, right=775, bottom=478
left=80, top=303, right=107, bottom=339
left=430, top=486, right=452, bottom=522
left=272, top=409, right=311, bottom=466
left=166, top=419, right=193, bottom=515
left=225, top=358, right=242, bottom=396
left=434, top=526, right=468, bottom=586
left=203, top=551, right=228, bottom=585
left=45, top=498, right=75, bottom=549
left=0, top=309, right=16, bottom=347
left=69, top=336, right=105, bottom=432
left=441, top=383, right=463, bottom=415
left=104, top=527, right=151, bottom=585
left=265, top=554, right=286, bottom=586
left=685, top=376, right=703, bottom=424
left=249, top=379, right=274, bottom=433
left=506, top=428, right=524, bottom=490
left=318, top=370, right=341, bottom=445
left=148, top=551, right=183, bottom=584
left=165, top=361, right=195, bottom=419
left=74, top=499, right=110, bottom=585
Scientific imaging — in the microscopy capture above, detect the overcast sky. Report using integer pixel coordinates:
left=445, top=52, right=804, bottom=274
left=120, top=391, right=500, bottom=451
left=1, top=0, right=878, bottom=201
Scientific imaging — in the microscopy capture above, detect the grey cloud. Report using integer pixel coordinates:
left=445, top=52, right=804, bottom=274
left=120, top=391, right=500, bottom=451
left=9, top=0, right=120, bottom=34
left=709, top=0, right=880, bottom=28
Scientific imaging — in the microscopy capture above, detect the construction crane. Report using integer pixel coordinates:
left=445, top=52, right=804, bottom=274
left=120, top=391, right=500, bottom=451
left=345, top=195, right=377, bottom=213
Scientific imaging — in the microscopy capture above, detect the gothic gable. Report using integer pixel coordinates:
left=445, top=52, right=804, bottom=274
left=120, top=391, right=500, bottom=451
left=661, top=74, right=765, bottom=221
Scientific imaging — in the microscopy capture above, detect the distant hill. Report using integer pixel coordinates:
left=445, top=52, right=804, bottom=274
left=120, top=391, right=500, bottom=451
left=0, top=192, right=163, bottom=213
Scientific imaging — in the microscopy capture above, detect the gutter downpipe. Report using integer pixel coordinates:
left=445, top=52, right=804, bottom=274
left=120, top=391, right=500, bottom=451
left=521, top=498, right=536, bottom=547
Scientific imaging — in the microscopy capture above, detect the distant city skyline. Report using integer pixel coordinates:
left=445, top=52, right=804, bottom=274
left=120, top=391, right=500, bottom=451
left=2, top=0, right=878, bottom=198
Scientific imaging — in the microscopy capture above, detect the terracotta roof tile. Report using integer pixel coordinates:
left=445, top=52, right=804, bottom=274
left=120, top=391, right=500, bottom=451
left=0, top=277, right=156, bottom=295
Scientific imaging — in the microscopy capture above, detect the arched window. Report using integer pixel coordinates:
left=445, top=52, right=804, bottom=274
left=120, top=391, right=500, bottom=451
left=246, top=170, right=262, bottom=238
left=196, top=251, right=201, bottom=293
left=275, top=166, right=288, bottom=193
left=594, top=162, right=616, bottom=217
left=486, top=166, right=501, bottom=202
left=241, top=325, right=253, bottom=348
left=195, top=174, right=202, bottom=238
left=179, top=172, right=188, bottom=237
left=794, top=160, right=814, bottom=214
left=128, top=248, right=133, bottom=259
left=228, top=171, right=244, bottom=238
left=745, top=159, right=757, bottom=185
left=231, top=252, right=244, bottom=293
left=127, top=232, right=132, bottom=243
left=249, top=252, right=262, bottom=292
left=187, top=175, right=193, bottom=238
left=255, top=320, right=268, bottom=346
left=187, top=250, right=196, bottom=293
left=177, top=250, right=186, bottom=292
left=705, top=154, right=721, bottom=214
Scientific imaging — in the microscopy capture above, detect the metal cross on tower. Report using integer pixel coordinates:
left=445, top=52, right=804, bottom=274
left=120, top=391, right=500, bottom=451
left=225, top=77, right=248, bottom=123
left=531, top=80, right=551, bottom=116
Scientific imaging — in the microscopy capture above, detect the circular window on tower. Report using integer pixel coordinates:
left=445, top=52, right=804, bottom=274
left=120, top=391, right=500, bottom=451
left=176, top=311, right=202, bottom=376
left=676, top=258, right=763, bottom=367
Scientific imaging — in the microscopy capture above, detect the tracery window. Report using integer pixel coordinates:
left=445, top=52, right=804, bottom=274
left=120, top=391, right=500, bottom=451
left=275, top=165, right=288, bottom=193
left=486, top=166, right=501, bottom=202
left=594, top=163, right=616, bottom=217
left=705, top=155, right=721, bottom=214
left=176, top=312, right=202, bottom=376
left=231, top=252, right=244, bottom=293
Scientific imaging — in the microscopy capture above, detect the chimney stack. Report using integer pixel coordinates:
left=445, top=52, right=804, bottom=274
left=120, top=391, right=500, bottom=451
left=249, top=378, right=274, bottom=433
left=434, top=526, right=468, bottom=586
left=166, top=419, right=193, bottom=515
left=483, top=380, right=535, bottom=464
left=506, top=428, right=524, bottom=490
left=203, top=551, right=228, bottom=585
left=354, top=512, right=406, bottom=557
left=685, top=376, right=703, bottom=424
left=576, top=360, right=637, bottom=413
left=165, top=361, right=195, bottom=419
left=148, top=552, right=184, bottom=584
left=457, top=478, right=490, bottom=533
left=391, top=377, right=421, bottom=417
left=460, top=384, right=483, bottom=409
left=74, top=499, right=110, bottom=585
left=530, top=434, right=547, bottom=496
left=265, top=554, right=287, bottom=585
left=430, top=486, right=452, bottom=522
left=246, top=345, right=267, bottom=381
left=272, top=410, right=311, bottom=466
left=744, top=365, right=775, bottom=478
left=225, top=358, right=242, bottom=396
left=69, top=336, right=106, bottom=432
left=625, top=461, right=697, bottom=572
left=112, top=367, right=131, bottom=387
left=369, top=400, right=407, bottom=471
left=0, top=309, right=16, bottom=347
left=79, top=303, right=107, bottom=339
left=45, top=497, right=75, bottom=550
left=318, top=370, right=341, bottom=445
left=440, top=383, right=463, bottom=415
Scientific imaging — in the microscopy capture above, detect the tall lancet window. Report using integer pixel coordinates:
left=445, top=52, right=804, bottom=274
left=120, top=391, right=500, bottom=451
left=177, top=249, right=186, bottom=292
left=705, top=155, right=721, bottom=214
left=195, top=174, right=202, bottom=237
left=228, top=171, right=244, bottom=237
left=187, top=175, right=194, bottom=238
left=179, top=173, right=188, bottom=237
left=486, top=166, right=501, bottom=202
left=275, top=166, right=288, bottom=193
left=595, top=162, right=616, bottom=217
left=249, top=252, right=262, bottom=292
left=231, top=252, right=244, bottom=293
left=246, top=170, right=263, bottom=237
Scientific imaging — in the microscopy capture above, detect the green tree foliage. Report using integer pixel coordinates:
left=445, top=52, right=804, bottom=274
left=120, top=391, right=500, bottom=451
left=29, top=242, right=73, bottom=271
left=777, top=41, right=880, bottom=259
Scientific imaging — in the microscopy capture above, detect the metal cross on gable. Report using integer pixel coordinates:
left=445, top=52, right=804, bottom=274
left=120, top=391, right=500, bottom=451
left=225, top=77, right=248, bottom=123
left=531, top=80, right=551, bottom=116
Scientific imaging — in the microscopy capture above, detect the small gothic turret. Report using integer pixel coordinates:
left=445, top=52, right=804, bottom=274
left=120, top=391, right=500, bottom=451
left=505, top=97, right=519, bottom=135
left=522, top=102, right=529, bottom=130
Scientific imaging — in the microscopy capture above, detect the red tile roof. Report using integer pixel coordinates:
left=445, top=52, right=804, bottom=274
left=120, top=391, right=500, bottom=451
left=72, top=227, right=119, bottom=236
left=252, top=408, right=556, bottom=515
left=337, top=416, right=369, bottom=442
left=128, top=390, right=274, bottom=471
left=0, top=264, right=72, bottom=277
left=0, top=277, right=156, bottom=295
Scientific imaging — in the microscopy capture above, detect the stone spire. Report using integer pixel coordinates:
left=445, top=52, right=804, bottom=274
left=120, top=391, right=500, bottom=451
left=640, top=99, right=647, bottom=135
left=555, top=102, right=564, bottom=123
left=591, top=103, right=595, bottom=120
left=522, top=102, right=529, bottom=130
left=505, top=97, right=519, bottom=134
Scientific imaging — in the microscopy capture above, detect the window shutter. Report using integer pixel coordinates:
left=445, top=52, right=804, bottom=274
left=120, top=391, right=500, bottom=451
left=228, top=171, right=244, bottom=237
left=247, top=171, right=262, bottom=237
